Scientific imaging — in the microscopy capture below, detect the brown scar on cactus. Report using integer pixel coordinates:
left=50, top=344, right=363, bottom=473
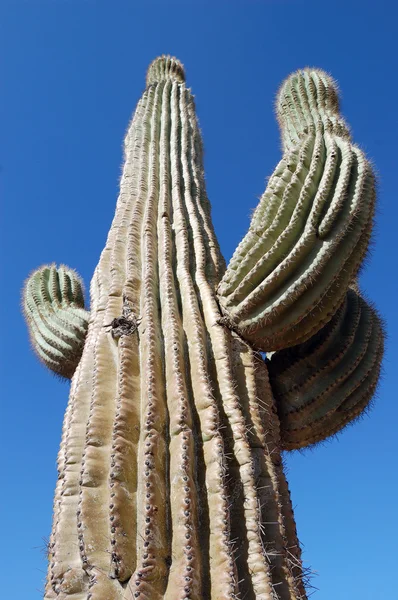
left=23, top=55, right=384, bottom=600
left=104, top=295, right=141, bottom=339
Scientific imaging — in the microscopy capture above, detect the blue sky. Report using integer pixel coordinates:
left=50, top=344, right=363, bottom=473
left=1, top=2, right=397, bottom=598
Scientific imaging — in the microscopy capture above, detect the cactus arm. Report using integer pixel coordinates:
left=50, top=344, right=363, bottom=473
left=23, top=264, right=89, bottom=379
left=267, top=287, right=385, bottom=450
left=217, top=69, right=376, bottom=351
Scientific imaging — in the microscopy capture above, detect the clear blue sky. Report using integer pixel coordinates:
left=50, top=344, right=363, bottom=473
left=1, top=2, right=397, bottom=599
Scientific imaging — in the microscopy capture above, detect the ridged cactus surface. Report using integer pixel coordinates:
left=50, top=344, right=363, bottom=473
left=23, top=56, right=384, bottom=600
left=217, top=69, right=376, bottom=351
left=23, top=264, right=89, bottom=379
left=41, top=58, right=305, bottom=600
left=268, top=287, right=385, bottom=450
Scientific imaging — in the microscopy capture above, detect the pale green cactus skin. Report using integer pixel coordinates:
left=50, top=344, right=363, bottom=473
left=217, top=69, right=376, bottom=351
left=22, top=57, right=384, bottom=600
left=267, top=287, right=385, bottom=450
left=23, top=264, right=89, bottom=379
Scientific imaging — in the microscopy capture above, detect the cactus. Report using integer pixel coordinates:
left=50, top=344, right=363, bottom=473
left=267, top=286, right=385, bottom=450
left=23, top=264, right=89, bottom=379
left=23, top=57, right=384, bottom=600
left=217, top=69, right=376, bottom=351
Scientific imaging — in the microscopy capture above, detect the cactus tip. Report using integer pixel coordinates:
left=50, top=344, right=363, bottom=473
left=146, top=55, right=185, bottom=86
left=276, top=67, right=340, bottom=123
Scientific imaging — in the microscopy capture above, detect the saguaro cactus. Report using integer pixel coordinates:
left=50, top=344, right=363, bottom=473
left=23, top=57, right=384, bottom=600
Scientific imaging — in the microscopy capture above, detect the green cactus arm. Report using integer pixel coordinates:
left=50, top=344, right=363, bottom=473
left=267, top=287, right=385, bottom=450
left=22, top=264, right=89, bottom=379
left=217, top=69, right=376, bottom=351
left=43, top=56, right=307, bottom=600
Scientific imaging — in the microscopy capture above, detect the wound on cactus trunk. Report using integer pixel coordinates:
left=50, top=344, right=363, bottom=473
left=23, top=56, right=384, bottom=600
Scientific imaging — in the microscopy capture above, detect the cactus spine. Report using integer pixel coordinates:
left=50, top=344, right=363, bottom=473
left=23, top=57, right=384, bottom=600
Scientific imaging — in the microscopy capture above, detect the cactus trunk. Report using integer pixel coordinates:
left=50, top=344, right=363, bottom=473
left=45, top=58, right=306, bottom=600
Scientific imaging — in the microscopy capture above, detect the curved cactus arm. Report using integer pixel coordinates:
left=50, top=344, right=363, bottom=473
left=267, top=286, right=385, bottom=450
left=22, top=264, right=90, bottom=379
left=217, top=69, right=376, bottom=351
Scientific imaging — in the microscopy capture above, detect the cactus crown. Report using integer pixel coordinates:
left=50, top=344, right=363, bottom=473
left=146, top=55, right=185, bottom=86
left=276, top=68, right=350, bottom=148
